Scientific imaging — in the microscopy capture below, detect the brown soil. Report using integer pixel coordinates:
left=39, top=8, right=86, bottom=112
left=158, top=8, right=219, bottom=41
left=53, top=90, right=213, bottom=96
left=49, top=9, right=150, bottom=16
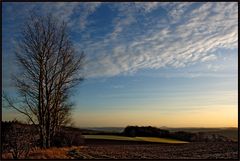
left=2, top=140, right=238, bottom=159
left=70, top=140, right=238, bottom=159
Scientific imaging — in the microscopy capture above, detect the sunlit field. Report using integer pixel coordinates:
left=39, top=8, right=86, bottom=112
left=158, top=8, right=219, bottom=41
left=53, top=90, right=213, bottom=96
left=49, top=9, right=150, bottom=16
left=84, top=135, right=188, bottom=143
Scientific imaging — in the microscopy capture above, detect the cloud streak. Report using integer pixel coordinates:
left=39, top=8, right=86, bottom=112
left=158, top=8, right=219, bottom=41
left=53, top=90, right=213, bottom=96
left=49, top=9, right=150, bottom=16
left=2, top=2, right=238, bottom=79
left=80, top=2, right=237, bottom=78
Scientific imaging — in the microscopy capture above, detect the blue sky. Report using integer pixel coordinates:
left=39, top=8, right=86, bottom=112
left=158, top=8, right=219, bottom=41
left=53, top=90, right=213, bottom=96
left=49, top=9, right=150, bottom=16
left=2, top=2, right=238, bottom=127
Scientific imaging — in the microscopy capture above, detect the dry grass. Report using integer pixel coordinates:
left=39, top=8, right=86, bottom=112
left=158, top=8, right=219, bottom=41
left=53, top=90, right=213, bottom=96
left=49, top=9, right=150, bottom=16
left=136, top=137, right=188, bottom=143
left=2, top=146, right=84, bottom=159
left=29, top=147, right=71, bottom=159
left=83, top=135, right=188, bottom=143
left=2, top=152, right=13, bottom=159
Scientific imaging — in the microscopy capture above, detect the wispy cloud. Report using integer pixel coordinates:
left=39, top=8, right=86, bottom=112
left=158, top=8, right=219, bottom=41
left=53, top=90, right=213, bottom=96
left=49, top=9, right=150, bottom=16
left=2, top=2, right=238, bottom=79
left=73, top=2, right=102, bottom=31
left=81, top=2, right=237, bottom=78
left=201, top=54, right=217, bottom=62
left=40, top=2, right=102, bottom=31
left=111, top=85, right=125, bottom=89
left=134, top=2, right=160, bottom=13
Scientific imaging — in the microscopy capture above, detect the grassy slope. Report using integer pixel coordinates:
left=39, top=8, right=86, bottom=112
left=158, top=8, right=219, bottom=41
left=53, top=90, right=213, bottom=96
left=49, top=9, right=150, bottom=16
left=136, top=137, right=188, bottom=143
left=83, top=135, right=188, bottom=143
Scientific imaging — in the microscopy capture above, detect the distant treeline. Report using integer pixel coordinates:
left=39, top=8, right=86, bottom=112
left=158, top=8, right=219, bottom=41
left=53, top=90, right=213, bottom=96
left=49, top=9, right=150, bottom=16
left=123, top=126, right=169, bottom=137
left=121, top=126, right=233, bottom=142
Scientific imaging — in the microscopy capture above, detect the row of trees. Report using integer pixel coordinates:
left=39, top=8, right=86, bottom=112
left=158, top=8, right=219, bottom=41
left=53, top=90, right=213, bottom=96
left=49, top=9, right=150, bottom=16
left=123, top=126, right=170, bottom=137
left=3, top=12, right=85, bottom=148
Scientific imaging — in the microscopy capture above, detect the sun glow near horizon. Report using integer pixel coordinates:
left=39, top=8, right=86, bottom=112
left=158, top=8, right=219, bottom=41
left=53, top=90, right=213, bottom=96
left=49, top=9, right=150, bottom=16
left=71, top=104, right=238, bottom=128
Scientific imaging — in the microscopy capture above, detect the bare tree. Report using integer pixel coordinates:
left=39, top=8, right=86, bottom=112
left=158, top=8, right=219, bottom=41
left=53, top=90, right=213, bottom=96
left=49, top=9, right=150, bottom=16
left=3, top=12, right=85, bottom=148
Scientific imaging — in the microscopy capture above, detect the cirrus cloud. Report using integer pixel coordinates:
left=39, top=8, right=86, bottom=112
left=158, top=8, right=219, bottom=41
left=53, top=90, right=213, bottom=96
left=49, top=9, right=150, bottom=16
left=2, top=2, right=238, bottom=79
left=80, top=2, right=237, bottom=78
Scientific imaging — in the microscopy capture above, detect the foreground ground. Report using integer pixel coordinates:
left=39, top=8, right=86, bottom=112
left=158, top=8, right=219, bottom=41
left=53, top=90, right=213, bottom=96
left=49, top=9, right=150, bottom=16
left=2, top=140, right=238, bottom=159
left=68, top=140, right=238, bottom=159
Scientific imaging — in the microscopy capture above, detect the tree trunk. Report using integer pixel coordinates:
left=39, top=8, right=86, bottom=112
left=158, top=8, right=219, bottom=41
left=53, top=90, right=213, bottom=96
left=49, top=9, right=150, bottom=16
left=46, top=113, right=51, bottom=148
left=39, top=127, right=47, bottom=148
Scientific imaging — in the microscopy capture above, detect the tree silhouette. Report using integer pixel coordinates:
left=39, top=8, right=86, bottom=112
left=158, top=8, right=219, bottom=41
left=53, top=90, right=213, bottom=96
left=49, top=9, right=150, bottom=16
left=3, top=12, right=85, bottom=148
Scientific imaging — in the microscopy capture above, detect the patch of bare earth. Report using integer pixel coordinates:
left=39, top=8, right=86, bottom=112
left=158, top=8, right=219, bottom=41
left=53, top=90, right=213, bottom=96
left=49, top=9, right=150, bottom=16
left=73, top=142, right=238, bottom=159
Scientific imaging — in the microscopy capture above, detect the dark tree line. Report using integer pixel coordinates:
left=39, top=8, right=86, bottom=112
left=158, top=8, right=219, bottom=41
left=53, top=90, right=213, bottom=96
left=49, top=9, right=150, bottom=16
left=123, top=126, right=170, bottom=137
left=3, top=12, right=85, bottom=148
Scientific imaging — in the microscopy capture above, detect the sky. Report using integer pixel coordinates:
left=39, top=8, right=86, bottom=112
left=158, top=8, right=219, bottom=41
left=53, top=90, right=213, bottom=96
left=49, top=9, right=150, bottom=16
left=2, top=2, right=238, bottom=128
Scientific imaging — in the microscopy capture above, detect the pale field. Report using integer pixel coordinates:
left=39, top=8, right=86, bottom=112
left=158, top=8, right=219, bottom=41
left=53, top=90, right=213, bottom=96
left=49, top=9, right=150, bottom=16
left=83, top=135, right=188, bottom=143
